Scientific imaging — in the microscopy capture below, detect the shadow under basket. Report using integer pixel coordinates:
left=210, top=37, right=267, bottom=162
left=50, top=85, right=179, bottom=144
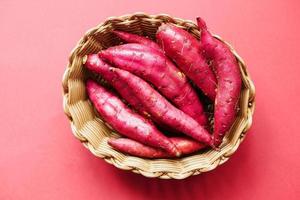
left=62, top=13, right=255, bottom=179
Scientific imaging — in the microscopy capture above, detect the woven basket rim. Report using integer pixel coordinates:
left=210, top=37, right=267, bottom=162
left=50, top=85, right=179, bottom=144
left=62, top=12, right=255, bottom=179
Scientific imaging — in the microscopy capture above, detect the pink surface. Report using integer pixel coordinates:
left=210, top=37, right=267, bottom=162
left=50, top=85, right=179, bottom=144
left=1, top=0, right=299, bottom=199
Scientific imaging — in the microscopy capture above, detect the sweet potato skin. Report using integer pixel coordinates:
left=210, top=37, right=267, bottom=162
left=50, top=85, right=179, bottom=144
left=156, top=24, right=217, bottom=100
left=86, top=57, right=212, bottom=145
left=85, top=54, right=182, bottom=134
left=109, top=68, right=213, bottom=146
left=86, top=80, right=179, bottom=156
left=170, top=137, right=206, bottom=155
left=197, top=17, right=242, bottom=146
left=108, top=137, right=206, bottom=158
left=99, top=43, right=208, bottom=126
left=113, top=30, right=161, bottom=51
left=85, top=54, right=147, bottom=115
left=85, top=54, right=212, bottom=146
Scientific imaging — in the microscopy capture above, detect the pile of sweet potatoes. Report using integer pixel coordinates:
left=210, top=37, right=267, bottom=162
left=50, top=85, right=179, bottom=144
left=84, top=17, right=242, bottom=158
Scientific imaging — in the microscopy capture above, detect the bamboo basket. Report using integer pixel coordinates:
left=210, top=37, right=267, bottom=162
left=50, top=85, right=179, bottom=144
left=62, top=13, right=255, bottom=179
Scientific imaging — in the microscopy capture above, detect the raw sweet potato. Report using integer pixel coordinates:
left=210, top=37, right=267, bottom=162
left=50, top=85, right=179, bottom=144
left=113, top=30, right=161, bottom=51
left=156, top=24, right=217, bottom=100
left=86, top=80, right=180, bottom=156
left=106, top=67, right=213, bottom=146
left=108, top=137, right=206, bottom=158
left=197, top=17, right=242, bottom=146
left=99, top=43, right=208, bottom=126
left=84, top=55, right=211, bottom=144
left=84, top=54, right=176, bottom=135
left=84, top=54, right=146, bottom=115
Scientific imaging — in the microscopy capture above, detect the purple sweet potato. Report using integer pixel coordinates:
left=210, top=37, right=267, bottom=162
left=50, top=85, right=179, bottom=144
left=108, top=137, right=206, bottom=158
left=113, top=30, right=161, bottom=51
left=106, top=67, right=213, bottom=146
left=156, top=24, right=217, bottom=100
left=86, top=80, right=180, bottom=156
left=99, top=43, right=208, bottom=126
left=197, top=17, right=242, bottom=146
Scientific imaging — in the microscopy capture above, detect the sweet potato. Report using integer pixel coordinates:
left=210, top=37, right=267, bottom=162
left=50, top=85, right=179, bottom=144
left=156, top=24, right=217, bottom=100
left=84, top=54, right=146, bottom=115
left=99, top=43, right=208, bottom=126
left=197, top=17, right=242, bottom=146
left=113, top=30, right=161, bottom=51
left=86, top=80, right=180, bottom=156
left=106, top=67, right=213, bottom=146
left=108, top=137, right=206, bottom=158
left=84, top=54, right=176, bottom=134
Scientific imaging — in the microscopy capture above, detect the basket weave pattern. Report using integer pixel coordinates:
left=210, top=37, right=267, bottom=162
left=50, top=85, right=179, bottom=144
left=62, top=13, right=255, bottom=179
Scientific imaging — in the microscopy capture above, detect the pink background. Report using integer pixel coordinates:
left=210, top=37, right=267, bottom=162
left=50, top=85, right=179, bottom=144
left=1, top=0, right=299, bottom=199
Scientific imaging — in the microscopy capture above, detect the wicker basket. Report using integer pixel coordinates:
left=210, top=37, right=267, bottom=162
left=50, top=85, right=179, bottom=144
left=62, top=13, right=255, bottom=179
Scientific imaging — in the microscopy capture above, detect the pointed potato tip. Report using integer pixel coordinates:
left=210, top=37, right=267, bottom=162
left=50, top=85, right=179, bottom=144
left=107, top=138, right=115, bottom=146
left=196, top=17, right=207, bottom=30
left=112, top=30, right=121, bottom=36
